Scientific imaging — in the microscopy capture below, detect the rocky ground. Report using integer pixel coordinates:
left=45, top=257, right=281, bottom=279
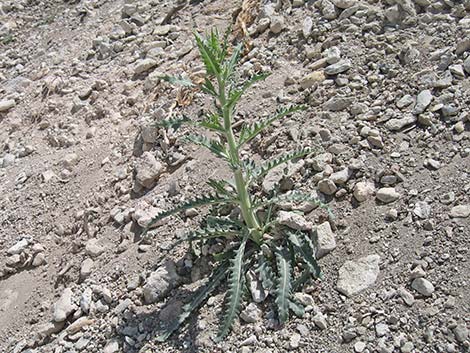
left=1, top=0, right=470, bottom=352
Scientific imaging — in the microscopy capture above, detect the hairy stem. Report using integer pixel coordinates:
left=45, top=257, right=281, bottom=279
left=217, top=76, right=261, bottom=244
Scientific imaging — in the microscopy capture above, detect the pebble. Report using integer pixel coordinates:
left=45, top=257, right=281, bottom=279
left=240, top=303, right=262, bottom=323
left=354, top=341, right=366, bottom=352
left=324, top=60, right=351, bottom=75
left=376, top=188, right=400, bottom=204
left=453, top=324, right=469, bottom=343
left=411, top=278, right=434, bottom=296
left=277, top=211, right=312, bottom=231
left=313, top=312, right=328, bottom=330
left=53, top=288, right=77, bottom=322
left=103, top=339, right=120, bottom=353
left=318, top=179, right=337, bottom=195
left=413, top=201, right=431, bottom=219
left=270, top=16, right=285, bottom=34
left=143, top=260, right=179, bottom=304
left=7, top=239, right=29, bottom=255
left=133, top=58, right=158, bottom=75
left=414, top=90, right=433, bottom=114
left=336, top=255, right=380, bottom=297
left=80, top=258, right=94, bottom=280
left=0, top=99, right=16, bottom=112
left=85, top=239, right=105, bottom=258
left=450, top=205, right=470, bottom=218
left=353, top=181, right=375, bottom=202
left=401, top=342, right=414, bottom=353
left=289, top=332, right=301, bottom=349
left=135, top=151, right=164, bottom=189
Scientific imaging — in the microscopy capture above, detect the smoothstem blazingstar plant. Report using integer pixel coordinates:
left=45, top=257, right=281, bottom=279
left=147, top=29, right=330, bottom=342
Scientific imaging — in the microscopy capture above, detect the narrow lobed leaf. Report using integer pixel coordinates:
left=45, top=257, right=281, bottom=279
left=275, top=247, right=292, bottom=324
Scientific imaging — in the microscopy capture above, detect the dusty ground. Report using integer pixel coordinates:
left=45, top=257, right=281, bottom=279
left=0, top=0, right=469, bottom=352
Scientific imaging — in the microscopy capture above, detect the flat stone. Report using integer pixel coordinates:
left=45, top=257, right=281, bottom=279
left=337, top=255, right=380, bottom=297
left=143, top=260, right=179, bottom=304
left=396, top=94, right=414, bottom=109
left=135, top=152, right=163, bottom=189
left=299, top=71, right=325, bottom=89
left=413, top=201, right=431, bottom=219
left=411, top=278, right=434, bottom=296
left=314, top=221, right=336, bottom=258
left=7, top=239, right=29, bottom=255
left=324, top=96, right=353, bottom=111
left=133, top=58, right=158, bottom=75
left=80, top=258, right=94, bottom=280
left=53, top=288, right=77, bottom=322
left=376, top=188, right=400, bottom=203
left=313, top=312, right=328, bottom=329
left=318, top=179, right=337, bottom=195
left=414, top=90, right=433, bottom=114
left=330, top=167, right=352, bottom=185
left=385, top=115, right=416, bottom=131
left=0, top=99, right=16, bottom=112
left=103, top=339, right=120, bottom=353
left=450, top=205, right=470, bottom=218
left=85, top=239, right=105, bottom=258
left=453, top=324, right=469, bottom=343
left=398, top=287, right=415, bottom=306
left=66, top=317, right=94, bottom=335
left=277, top=211, right=312, bottom=231
left=324, top=59, right=351, bottom=75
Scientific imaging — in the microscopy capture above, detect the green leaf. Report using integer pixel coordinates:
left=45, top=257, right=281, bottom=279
left=275, top=248, right=292, bottom=324
left=186, top=134, right=229, bottom=160
left=156, top=261, right=229, bottom=342
left=289, top=300, right=305, bottom=318
left=143, top=193, right=236, bottom=233
left=238, top=105, right=306, bottom=147
left=226, top=73, right=270, bottom=112
left=217, top=235, right=248, bottom=340
left=198, top=113, right=224, bottom=133
left=160, top=74, right=195, bottom=87
left=257, top=253, right=275, bottom=291
left=154, top=115, right=191, bottom=131
left=223, top=43, right=243, bottom=80
left=248, top=148, right=313, bottom=185
left=207, top=178, right=236, bottom=197
left=201, top=78, right=218, bottom=96
left=287, top=231, right=321, bottom=279
left=194, top=32, right=221, bottom=76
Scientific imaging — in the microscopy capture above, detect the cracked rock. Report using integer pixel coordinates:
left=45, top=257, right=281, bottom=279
left=143, top=260, right=179, bottom=304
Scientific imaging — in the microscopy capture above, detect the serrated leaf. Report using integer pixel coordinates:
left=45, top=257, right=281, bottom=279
left=156, top=261, right=229, bottom=342
left=257, top=253, right=275, bottom=291
left=217, top=235, right=248, bottom=340
left=289, top=300, right=305, bottom=318
left=154, top=115, right=191, bottom=130
left=143, top=193, right=235, bottom=234
left=287, top=231, right=321, bottom=279
left=238, top=105, right=305, bottom=147
left=223, top=43, right=243, bottom=80
left=226, top=73, right=270, bottom=112
left=160, top=74, right=195, bottom=87
left=186, top=134, right=229, bottom=160
left=194, top=32, right=221, bottom=76
left=248, top=148, right=313, bottom=185
left=207, top=178, right=236, bottom=197
left=275, top=248, right=292, bottom=324
left=201, top=78, right=217, bottom=96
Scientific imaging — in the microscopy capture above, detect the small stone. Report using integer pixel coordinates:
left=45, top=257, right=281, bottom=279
left=325, top=46, right=341, bottom=64
left=401, top=342, right=414, bottom=353
left=324, top=96, right=353, bottom=111
left=313, top=312, right=328, bottom=330
left=7, top=239, right=29, bottom=255
left=318, top=179, right=337, bottom=195
left=330, top=168, right=352, bottom=185
left=289, top=332, right=301, bottom=349
left=53, top=288, right=77, bottom=322
left=413, top=201, right=431, bottom=219
left=426, top=159, right=441, bottom=170
left=324, top=60, right=351, bottom=75
left=247, top=271, right=267, bottom=303
left=0, top=99, right=16, bottom=112
left=449, top=64, right=465, bottom=79
left=2, top=153, right=16, bottom=167
left=336, top=255, right=380, bottom=297
left=270, top=16, right=285, bottom=34
left=321, top=0, right=337, bottom=20
left=80, top=258, right=94, bottom=280
left=375, top=323, right=389, bottom=337
left=240, top=335, right=258, bottom=346
left=42, top=170, right=56, bottom=182
left=277, top=211, right=312, bottom=231
left=85, top=239, right=105, bottom=258
left=302, top=17, right=313, bottom=38
left=376, top=188, right=400, bottom=204
left=315, top=221, right=336, bottom=258
left=396, top=95, right=414, bottom=109
left=453, top=324, right=469, bottom=343
left=103, top=339, right=120, bottom=353
left=143, top=260, right=179, bottom=304
left=354, top=341, right=366, bottom=352
left=385, top=115, right=416, bottom=131
left=240, top=303, right=262, bottom=323
left=32, top=252, right=47, bottom=267
left=80, top=288, right=93, bottom=314
left=354, top=181, right=375, bottom=203
left=66, top=317, right=94, bottom=335
left=133, top=58, right=158, bottom=75
left=62, top=153, right=79, bottom=168
left=135, top=151, right=164, bottom=189
left=450, top=205, right=470, bottom=218
left=299, top=71, right=325, bottom=89
left=464, top=56, right=470, bottom=74
left=398, top=287, right=415, bottom=306
left=411, top=278, right=434, bottom=296
left=414, top=90, right=433, bottom=114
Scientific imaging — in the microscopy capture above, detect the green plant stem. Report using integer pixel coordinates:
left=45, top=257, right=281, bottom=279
left=218, top=76, right=261, bottom=244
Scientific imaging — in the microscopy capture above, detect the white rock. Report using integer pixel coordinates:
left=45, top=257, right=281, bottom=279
left=337, top=255, right=380, bottom=297
left=411, top=278, right=434, bottom=296
left=135, top=152, right=163, bottom=189
left=80, top=258, right=94, bottom=280
left=289, top=332, right=301, bottom=349
left=143, top=260, right=179, bottom=304
left=133, top=58, right=158, bottom=75
left=353, top=181, right=375, bottom=202
left=277, top=211, right=312, bottom=231
left=269, top=16, right=285, bottom=34
left=62, top=153, right=79, bottom=168
left=314, top=222, right=336, bottom=258
left=414, top=90, right=433, bottom=114
left=80, top=288, right=93, bottom=314
left=85, top=239, right=105, bottom=258
left=450, top=205, right=470, bottom=218
left=0, top=99, right=16, bottom=112
left=313, top=312, right=328, bottom=329
left=53, top=288, right=77, bottom=322
left=7, top=239, right=29, bottom=255
left=103, top=339, right=120, bottom=353
left=240, top=303, right=262, bottom=323
left=413, top=201, right=431, bottom=219
left=330, top=167, right=352, bottom=185
left=376, top=188, right=400, bottom=203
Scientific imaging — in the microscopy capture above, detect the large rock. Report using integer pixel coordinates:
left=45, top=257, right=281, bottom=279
left=135, top=152, right=163, bottom=189
left=143, top=260, right=179, bottom=304
left=385, top=115, right=416, bottom=131
left=411, top=278, right=434, bottom=296
left=376, top=188, right=400, bottom=203
left=0, top=99, right=16, bottom=112
left=414, top=90, right=433, bottom=114
left=53, top=288, right=77, bottom=322
left=450, top=205, right=470, bottom=218
left=314, top=221, right=336, bottom=258
left=337, top=255, right=380, bottom=297
left=324, top=59, right=351, bottom=75
left=353, top=181, right=375, bottom=202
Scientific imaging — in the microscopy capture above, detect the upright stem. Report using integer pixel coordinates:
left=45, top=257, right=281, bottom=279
left=218, top=76, right=262, bottom=244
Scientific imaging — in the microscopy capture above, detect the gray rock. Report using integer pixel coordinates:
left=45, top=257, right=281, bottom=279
left=396, top=95, right=414, bottom=109
left=2, top=153, right=16, bottom=167
left=413, top=201, right=431, bottom=219
left=247, top=271, right=268, bottom=303
left=354, top=341, right=366, bottom=352
left=385, top=115, right=416, bottom=131
left=7, top=239, right=29, bottom=255
left=32, top=253, right=46, bottom=267
left=80, top=258, right=94, bottom=280
left=262, top=165, right=284, bottom=193
left=449, top=64, right=465, bottom=79
left=321, top=0, right=337, bottom=19
left=80, top=288, right=93, bottom=314
left=313, top=312, right=328, bottom=329
left=375, top=323, right=389, bottom=337
left=135, top=151, right=163, bottom=189
left=337, top=255, right=380, bottom=297
left=277, top=211, right=312, bottom=231
left=53, top=288, right=77, bottom=322
left=324, top=60, right=351, bottom=75
left=270, top=16, right=285, bottom=34
left=62, top=153, right=79, bottom=168
left=353, top=181, right=375, bottom=202
left=330, top=167, right=352, bottom=185
left=143, top=260, right=179, bottom=304
left=318, top=179, right=337, bottom=195
left=0, top=99, right=16, bottom=112
left=376, top=188, right=400, bottom=203
left=411, top=278, right=434, bottom=296
left=464, top=56, right=470, bottom=75
left=103, top=339, right=120, bottom=353
left=240, top=303, right=262, bottom=323
left=450, top=205, right=470, bottom=218
left=331, top=0, right=356, bottom=9
left=299, top=71, right=325, bottom=89
left=85, top=239, right=105, bottom=258
left=398, top=287, right=415, bottom=306
left=289, top=332, right=301, bottom=349
left=302, top=17, right=313, bottom=38
left=314, top=222, right=336, bottom=258
left=414, top=90, right=433, bottom=114
left=453, top=324, right=469, bottom=343
left=310, top=153, right=333, bottom=171
left=133, top=58, right=158, bottom=75
left=324, top=96, right=353, bottom=111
